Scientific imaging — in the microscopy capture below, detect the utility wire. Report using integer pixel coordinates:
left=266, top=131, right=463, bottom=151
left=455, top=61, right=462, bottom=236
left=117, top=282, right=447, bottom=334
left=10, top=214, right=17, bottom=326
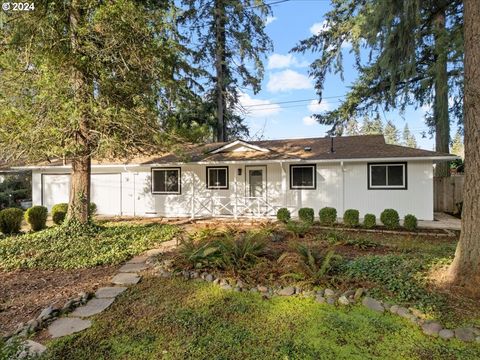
left=241, top=95, right=346, bottom=108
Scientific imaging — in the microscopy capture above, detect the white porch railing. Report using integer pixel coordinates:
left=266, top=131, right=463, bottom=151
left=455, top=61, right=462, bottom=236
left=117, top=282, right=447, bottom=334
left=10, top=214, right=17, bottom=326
left=189, top=196, right=282, bottom=219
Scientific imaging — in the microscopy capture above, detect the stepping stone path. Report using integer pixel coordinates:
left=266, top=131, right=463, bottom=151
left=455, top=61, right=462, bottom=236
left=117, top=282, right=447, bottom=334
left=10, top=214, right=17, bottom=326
left=112, top=272, right=141, bottom=285
left=46, top=241, right=175, bottom=341
left=48, top=318, right=92, bottom=338
left=70, top=298, right=116, bottom=318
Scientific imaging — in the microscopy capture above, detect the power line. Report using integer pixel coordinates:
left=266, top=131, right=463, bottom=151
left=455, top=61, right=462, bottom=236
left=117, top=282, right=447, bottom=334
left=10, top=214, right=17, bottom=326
left=241, top=95, right=346, bottom=108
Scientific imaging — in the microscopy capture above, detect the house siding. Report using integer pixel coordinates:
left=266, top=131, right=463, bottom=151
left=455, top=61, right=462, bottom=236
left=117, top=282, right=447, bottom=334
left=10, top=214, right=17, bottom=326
left=31, top=160, right=434, bottom=220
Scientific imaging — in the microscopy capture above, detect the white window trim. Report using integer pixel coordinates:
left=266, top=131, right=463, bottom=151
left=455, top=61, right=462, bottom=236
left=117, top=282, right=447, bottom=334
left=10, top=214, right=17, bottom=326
left=368, top=163, right=406, bottom=189
left=290, top=164, right=316, bottom=190
left=206, top=166, right=229, bottom=190
left=151, top=167, right=181, bottom=194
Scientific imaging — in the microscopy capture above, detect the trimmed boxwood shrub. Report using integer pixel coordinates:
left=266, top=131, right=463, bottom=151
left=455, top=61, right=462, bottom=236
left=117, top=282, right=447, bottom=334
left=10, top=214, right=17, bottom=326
left=0, top=208, right=24, bottom=234
left=380, top=209, right=400, bottom=229
left=343, top=209, right=359, bottom=227
left=25, top=206, right=48, bottom=231
left=298, top=207, right=314, bottom=223
left=276, top=208, right=291, bottom=223
left=89, top=202, right=97, bottom=217
left=404, top=214, right=418, bottom=231
left=319, top=207, right=337, bottom=226
left=51, top=203, right=68, bottom=225
left=363, top=214, right=376, bottom=229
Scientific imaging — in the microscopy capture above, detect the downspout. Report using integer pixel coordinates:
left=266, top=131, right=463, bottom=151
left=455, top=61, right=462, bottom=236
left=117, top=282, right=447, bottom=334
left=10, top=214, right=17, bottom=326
left=341, top=161, right=345, bottom=216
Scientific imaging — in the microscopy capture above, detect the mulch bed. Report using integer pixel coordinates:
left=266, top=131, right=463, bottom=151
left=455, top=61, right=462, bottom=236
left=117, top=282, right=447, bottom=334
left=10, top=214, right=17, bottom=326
left=0, top=266, right=117, bottom=337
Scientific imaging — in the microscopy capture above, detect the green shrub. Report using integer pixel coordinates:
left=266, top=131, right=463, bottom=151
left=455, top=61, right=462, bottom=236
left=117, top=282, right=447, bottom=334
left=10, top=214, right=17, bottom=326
left=363, top=214, right=376, bottom=229
left=285, top=220, right=311, bottom=238
left=51, top=203, right=68, bottom=225
left=298, top=207, right=314, bottom=223
left=380, top=209, right=400, bottom=230
left=343, top=209, right=359, bottom=227
left=276, top=208, right=291, bottom=223
left=319, top=207, right=337, bottom=226
left=218, top=231, right=266, bottom=270
left=0, top=208, right=23, bottom=234
left=89, top=202, right=97, bottom=217
left=404, top=214, right=418, bottom=231
left=24, top=206, right=48, bottom=231
left=279, top=245, right=343, bottom=284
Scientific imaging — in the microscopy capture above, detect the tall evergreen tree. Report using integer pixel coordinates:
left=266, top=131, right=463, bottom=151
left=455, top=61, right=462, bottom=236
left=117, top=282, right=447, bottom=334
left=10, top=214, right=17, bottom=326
left=450, top=129, right=464, bottom=158
left=0, top=0, right=188, bottom=224
left=402, top=124, right=418, bottom=148
left=448, top=0, right=480, bottom=292
left=292, top=0, right=463, bottom=176
left=361, top=116, right=383, bottom=135
left=384, top=120, right=400, bottom=145
left=345, top=119, right=360, bottom=135
left=181, top=0, right=273, bottom=142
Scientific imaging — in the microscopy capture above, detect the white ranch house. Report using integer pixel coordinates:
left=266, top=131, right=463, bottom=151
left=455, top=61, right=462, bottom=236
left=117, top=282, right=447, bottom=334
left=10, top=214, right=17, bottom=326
left=23, top=135, right=455, bottom=220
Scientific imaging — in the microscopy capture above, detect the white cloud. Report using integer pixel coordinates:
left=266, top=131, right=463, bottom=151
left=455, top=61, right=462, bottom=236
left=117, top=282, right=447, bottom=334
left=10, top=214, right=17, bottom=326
left=310, top=20, right=330, bottom=35
left=267, top=70, right=312, bottom=93
left=308, top=99, right=330, bottom=113
left=303, top=116, right=317, bottom=126
left=265, top=16, right=277, bottom=25
left=267, top=53, right=309, bottom=70
left=238, top=92, right=281, bottom=117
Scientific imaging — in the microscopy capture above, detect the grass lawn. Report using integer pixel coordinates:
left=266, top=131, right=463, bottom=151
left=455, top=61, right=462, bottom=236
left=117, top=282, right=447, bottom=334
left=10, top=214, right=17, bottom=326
left=43, top=276, right=480, bottom=360
left=0, top=222, right=180, bottom=270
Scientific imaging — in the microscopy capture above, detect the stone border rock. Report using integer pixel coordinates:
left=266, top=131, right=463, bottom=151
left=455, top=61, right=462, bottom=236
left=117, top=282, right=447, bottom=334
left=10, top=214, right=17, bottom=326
left=156, top=261, right=480, bottom=344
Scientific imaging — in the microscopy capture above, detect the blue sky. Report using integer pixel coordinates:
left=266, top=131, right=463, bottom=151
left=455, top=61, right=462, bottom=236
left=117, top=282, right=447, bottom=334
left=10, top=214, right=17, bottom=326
left=239, top=0, right=442, bottom=150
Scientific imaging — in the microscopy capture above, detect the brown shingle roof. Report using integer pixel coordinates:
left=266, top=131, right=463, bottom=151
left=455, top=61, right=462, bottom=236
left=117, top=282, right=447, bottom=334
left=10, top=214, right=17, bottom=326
left=132, top=135, right=455, bottom=164
left=17, top=135, right=456, bottom=167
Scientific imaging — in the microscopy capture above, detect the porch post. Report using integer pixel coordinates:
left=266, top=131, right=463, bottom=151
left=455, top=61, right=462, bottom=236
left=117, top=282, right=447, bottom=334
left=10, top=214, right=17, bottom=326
left=190, top=170, right=195, bottom=219
left=234, top=170, right=238, bottom=219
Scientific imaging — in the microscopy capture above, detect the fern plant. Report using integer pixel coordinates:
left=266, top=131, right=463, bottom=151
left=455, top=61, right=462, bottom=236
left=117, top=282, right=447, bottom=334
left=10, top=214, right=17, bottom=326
left=279, top=245, right=342, bottom=284
left=217, top=231, right=266, bottom=271
left=285, top=220, right=311, bottom=238
left=177, top=235, right=220, bottom=269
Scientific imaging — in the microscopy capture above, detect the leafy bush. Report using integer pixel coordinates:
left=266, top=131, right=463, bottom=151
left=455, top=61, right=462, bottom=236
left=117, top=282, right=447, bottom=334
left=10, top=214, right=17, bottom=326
left=319, top=207, right=337, bottom=226
left=324, top=230, right=347, bottom=245
left=344, top=237, right=379, bottom=250
left=285, top=220, right=311, bottom=238
left=363, top=214, right=376, bottom=229
left=0, top=208, right=23, bottom=234
left=380, top=209, right=400, bottom=230
left=51, top=203, right=68, bottom=225
left=217, top=232, right=266, bottom=270
left=177, top=236, right=221, bottom=269
left=24, top=206, right=48, bottom=231
left=89, top=202, right=97, bottom=217
left=343, top=209, right=359, bottom=227
left=276, top=208, right=291, bottom=223
left=403, top=214, right=418, bottom=231
left=279, top=244, right=342, bottom=284
left=298, top=207, right=314, bottom=223
left=0, top=223, right=180, bottom=270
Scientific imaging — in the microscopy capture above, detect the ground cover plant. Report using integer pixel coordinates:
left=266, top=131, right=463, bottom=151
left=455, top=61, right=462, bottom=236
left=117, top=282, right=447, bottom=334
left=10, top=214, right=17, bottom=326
left=171, top=223, right=479, bottom=330
left=0, top=222, right=180, bottom=270
left=43, top=276, right=480, bottom=360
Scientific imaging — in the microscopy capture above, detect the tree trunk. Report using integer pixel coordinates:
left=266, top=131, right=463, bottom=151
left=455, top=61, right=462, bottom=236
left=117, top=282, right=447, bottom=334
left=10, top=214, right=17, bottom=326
left=66, top=0, right=91, bottom=224
left=433, top=7, right=451, bottom=177
left=214, top=0, right=227, bottom=142
left=447, top=0, right=480, bottom=290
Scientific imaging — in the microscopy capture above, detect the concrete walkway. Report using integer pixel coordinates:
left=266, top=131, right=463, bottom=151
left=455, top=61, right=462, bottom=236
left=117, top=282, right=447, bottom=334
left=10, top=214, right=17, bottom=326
left=418, top=212, right=461, bottom=231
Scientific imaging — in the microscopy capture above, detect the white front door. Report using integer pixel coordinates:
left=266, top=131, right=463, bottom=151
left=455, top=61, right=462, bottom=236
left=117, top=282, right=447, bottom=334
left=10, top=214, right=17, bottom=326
left=246, top=166, right=267, bottom=199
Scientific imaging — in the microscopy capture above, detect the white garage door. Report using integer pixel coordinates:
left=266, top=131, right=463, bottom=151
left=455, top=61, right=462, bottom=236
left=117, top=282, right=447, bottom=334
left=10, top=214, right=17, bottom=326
left=42, top=174, right=70, bottom=211
left=91, top=174, right=121, bottom=216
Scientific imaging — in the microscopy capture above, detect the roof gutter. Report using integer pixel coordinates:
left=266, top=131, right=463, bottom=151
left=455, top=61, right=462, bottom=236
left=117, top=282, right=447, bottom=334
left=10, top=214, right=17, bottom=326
left=12, top=155, right=458, bottom=170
